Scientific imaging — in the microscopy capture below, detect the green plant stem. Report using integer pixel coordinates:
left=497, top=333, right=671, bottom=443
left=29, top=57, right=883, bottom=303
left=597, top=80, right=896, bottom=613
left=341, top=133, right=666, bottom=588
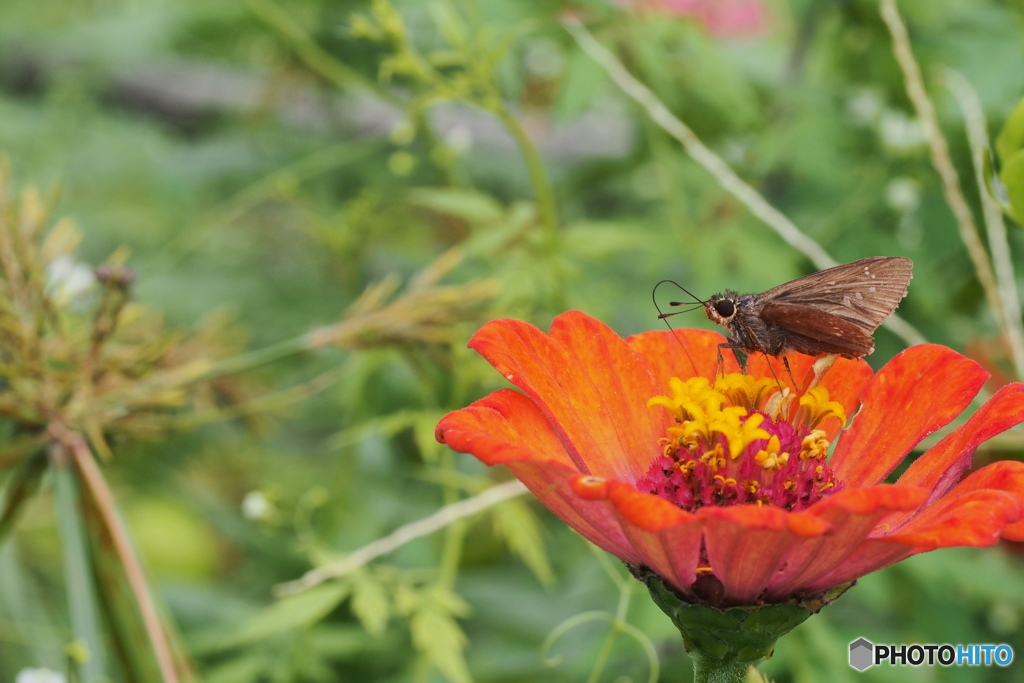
left=587, top=578, right=636, bottom=683
left=52, top=443, right=107, bottom=683
left=942, top=67, right=1024, bottom=378
left=493, top=104, right=560, bottom=240
left=879, top=0, right=1002, bottom=334
left=436, top=448, right=466, bottom=589
left=690, top=652, right=750, bottom=683
left=246, top=0, right=397, bottom=104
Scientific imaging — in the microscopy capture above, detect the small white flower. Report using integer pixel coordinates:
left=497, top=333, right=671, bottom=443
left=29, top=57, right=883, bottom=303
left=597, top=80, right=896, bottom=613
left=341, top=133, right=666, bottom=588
left=242, top=490, right=272, bottom=520
left=885, top=177, right=921, bottom=213
left=16, top=668, right=67, bottom=683
left=46, top=255, right=95, bottom=304
left=878, top=110, right=926, bottom=152
left=846, top=88, right=884, bottom=126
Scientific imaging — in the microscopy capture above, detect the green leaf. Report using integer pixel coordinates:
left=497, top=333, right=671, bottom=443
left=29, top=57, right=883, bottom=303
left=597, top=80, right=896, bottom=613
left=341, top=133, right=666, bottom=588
left=999, top=148, right=1024, bottom=225
left=350, top=570, right=391, bottom=636
left=562, top=221, right=650, bottom=258
left=491, top=498, right=555, bottom=586
left=413, top=411, right=447, bottom=464
left=410, top=588, right=471, bottom=683
left=54, top=460, right=109, bottom=683
left=225, top=582, right=351, bottom=647
left=995, top=97, right=1024, bottom=163
left=430, top=2, right=469, bottom=50
left=408, top=188, right=505, bottom=225
left=555, top=48, right=607, bottom=122
left=980, top=146, right=1012, bottom=214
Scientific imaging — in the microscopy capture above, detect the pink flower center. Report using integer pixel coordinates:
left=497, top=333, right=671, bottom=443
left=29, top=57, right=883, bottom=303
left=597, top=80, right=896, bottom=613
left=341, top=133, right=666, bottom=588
left=637, top=375, right=846, bottom=511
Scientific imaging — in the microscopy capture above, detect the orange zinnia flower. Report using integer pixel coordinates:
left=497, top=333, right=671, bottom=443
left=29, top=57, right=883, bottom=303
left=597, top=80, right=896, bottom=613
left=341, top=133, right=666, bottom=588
left=436, top=311, right=1024, bottom=607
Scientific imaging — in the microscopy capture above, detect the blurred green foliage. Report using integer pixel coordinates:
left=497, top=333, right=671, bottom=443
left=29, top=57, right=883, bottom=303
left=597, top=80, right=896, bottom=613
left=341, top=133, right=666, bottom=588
left=1, top=0, right=1024, bottom=681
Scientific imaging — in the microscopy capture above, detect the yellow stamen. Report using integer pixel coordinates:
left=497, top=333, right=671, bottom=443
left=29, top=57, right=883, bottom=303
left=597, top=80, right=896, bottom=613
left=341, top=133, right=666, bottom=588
left=675, top=460, right=696, bottom=476
left=797, top=386, right=846, bottom=429
left=701, top=443, right=726, bottom=470
left=799, top=429, right=830, bottom=460
left=714, top=374, right=780, bottom=411
left=755, top=435, right=790, bottom=471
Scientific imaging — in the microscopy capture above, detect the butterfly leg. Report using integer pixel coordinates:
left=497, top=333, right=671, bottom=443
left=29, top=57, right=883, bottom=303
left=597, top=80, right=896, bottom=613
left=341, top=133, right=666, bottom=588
left=781, top=356, right=798, bottom=388
left=717, top=342, right=748, bottom=376
left=751, top=352, right=785, bottom=391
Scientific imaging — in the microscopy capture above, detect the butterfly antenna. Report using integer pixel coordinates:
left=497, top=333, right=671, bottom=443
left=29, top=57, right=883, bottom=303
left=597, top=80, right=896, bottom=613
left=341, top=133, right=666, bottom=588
left=652, top=279, right=701, bottom=376
left=652, top=279, right=705, bottom=319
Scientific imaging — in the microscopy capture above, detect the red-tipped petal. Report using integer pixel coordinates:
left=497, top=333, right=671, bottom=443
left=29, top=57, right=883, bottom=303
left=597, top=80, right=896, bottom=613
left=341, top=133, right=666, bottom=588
left=699, top=506, right=830, bottom=604
left=882, top=490, right=1024, bottom=549
left=606, top=480, right=705, bottom=596
left=801, top=486, right=1024, bottom=592
left=467, top=312, right=662, bottom=479
left=568, top=476, right=706, bottom=598
left=958, top=461, right=1024, bottom=541
left=830, top=345, right=988, bottom=488
left=763, top=486, right=927, bottom=599
left=896, top=383, right=1024, bottom=499
left=891, top=460, right=1024, bottom=541
left=436, top=389, right=576, bottom=468
left=438, top=391, right=649, bottom=561
left=505, top=465, right=644, bottom=564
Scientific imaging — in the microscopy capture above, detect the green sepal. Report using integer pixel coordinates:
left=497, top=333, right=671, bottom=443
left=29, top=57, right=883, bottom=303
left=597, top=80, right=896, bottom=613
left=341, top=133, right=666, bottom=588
left=634, top=567, right=853, bottom=681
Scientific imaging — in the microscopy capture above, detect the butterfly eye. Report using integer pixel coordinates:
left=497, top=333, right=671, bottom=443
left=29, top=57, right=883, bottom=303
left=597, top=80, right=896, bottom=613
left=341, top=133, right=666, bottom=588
left=714, top=300, right=735, bottom=318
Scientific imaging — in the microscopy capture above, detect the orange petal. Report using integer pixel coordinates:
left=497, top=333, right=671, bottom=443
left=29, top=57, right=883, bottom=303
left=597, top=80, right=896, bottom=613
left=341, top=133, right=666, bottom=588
left=606, top=480, right=705, bottom=596
left=698, top=505, right=830, bottom=604
left=468, top=312, right=663, bottom=480
left=548, top=312, right=667, bottom=477
left=814, top=357, right=875, bottom=440
left=436, top=389, right=576, bottom=468
left=505, top=465, right=645, bottom=564
left=882, top=489, right=1024, bottom=549
left=747, top=354, right=873, bottom=440
left=891, top=460, right=1024, bottom=541
left=625, top=328, right=739, bottom=387
left=896, top=383, right=1024, bottom=498
left=830, top=345, right=988, bottom=488
left=803, top=486, right=1024, bottom=592
left=566, top=476, right=705, bottom=596
left=763, top=486, right=927, bottom=599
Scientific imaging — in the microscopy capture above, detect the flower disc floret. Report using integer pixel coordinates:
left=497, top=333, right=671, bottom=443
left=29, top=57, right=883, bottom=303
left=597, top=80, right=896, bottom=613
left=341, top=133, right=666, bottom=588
left=640, top=372, right=845, bottom=512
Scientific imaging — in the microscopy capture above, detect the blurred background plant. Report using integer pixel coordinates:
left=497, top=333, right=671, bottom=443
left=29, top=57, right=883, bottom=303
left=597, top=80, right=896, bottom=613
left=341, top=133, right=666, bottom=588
left=1, top=0, right=1023, bottom=681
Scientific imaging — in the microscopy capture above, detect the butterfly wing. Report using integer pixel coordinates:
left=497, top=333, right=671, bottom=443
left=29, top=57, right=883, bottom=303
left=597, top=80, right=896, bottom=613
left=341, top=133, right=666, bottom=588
left=758, top=302, right=876, bottom=356
left=757, top=256, right=912, bottom=333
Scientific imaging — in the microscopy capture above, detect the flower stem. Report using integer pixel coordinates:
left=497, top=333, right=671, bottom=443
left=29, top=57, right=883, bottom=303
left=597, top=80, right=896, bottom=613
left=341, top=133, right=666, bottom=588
left=690, top=652, right=750, bottom=683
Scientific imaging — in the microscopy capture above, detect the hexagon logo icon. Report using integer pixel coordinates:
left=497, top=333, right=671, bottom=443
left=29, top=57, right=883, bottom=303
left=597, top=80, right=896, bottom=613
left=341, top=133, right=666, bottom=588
left=849, top=637, right=874, bottom=671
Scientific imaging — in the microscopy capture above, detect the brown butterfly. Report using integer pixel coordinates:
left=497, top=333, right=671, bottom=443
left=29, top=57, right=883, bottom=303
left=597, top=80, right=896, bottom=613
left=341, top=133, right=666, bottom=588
left=657, top=256, right=913, bottom=363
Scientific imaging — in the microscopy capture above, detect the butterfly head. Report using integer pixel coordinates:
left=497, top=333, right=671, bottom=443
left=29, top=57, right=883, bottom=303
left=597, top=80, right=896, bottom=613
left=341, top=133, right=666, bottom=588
left=704, top=293, right=739, bottom=327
